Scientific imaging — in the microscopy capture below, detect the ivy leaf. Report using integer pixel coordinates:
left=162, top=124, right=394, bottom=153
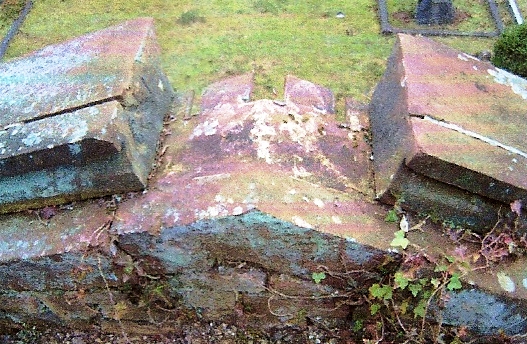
left=447, top=273, right=462, bottom=291
left=390, top=230, right=410, bottom=249
left=413, top=299, right=427, bottom=319
left=369, top=283, right=393, bottom=300
left=408, top=283, right=422, bottom=297
left=445, top=255, right=456, bottom=263
left=385, top=209, right=398, bottom=223
left=394, top=271, right=409, bottom=290
left=312, top=272, right=326, bottom=284
left=370, top=303, right=381, bottom=315
left=431, top=278, right=441, bottom=289
left=399, top=300, right=409, bottom=315
left=434, top=264, right=448, bottom=272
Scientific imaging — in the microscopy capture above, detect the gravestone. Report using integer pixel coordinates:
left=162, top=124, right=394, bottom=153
left=416, top=0, right=455, bottom=25
left=0, top=18, right=175, bottom=214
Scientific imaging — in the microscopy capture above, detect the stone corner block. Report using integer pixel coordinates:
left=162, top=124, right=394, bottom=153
left=0, top=18, right=175, bottom=214
left=369, top=33, right=527, bottom=230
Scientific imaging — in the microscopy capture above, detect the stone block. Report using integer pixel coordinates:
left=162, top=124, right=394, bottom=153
left=0, top=18, right=175, bottom=213
left=284, top=75, right=335, bottom=114
left=370, top=34, right=527, bottom=229
left=268, top=273, right=351, bottom=323
left=200, top=73, right=254, bottom=113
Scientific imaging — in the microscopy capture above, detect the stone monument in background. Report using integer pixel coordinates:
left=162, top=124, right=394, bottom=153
left=416, top=0, right=455, bottom=25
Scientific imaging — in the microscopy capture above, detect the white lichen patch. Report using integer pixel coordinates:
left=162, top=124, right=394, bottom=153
left=488, top=67, right=527, bottom=100
left=160, top=208, right=181, bottom=227
left=292, top=215, right=313, bottom=229
left=190, top=119, right=219, bottom=139
left=196, top=204, right=229, bottom=219
left=255, top=140, right=273, bottom=163
left=400, top=76, right=407, bottom=88
left=331, top=215, right=342, bottom=224
left=457, top=53, right=469, bottom=62
left=313, top=198, right=325, bottom=208
left=278, top=113, right=320, bottom=152
left=249, top=106, right=277, bottom=164
left=193, top=173, right=231, bottom=185
left=292, top=164, right=312, bottom=178
left=347, top=113, right=363, bottom=132
left=243, top=182, right=259, bottom=205
left=22, top=132, right=42, bottom=146
left=232, top=206, right=244, bottom=215
left=457, top=53, right=479, bottom=62
left=64, top=119, right=89, bottom=143
left=497, top=272, right=516, bottom=293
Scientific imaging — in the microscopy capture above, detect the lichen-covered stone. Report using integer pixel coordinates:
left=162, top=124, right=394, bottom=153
left=0, top=18, right=175, bottom=214
left=0, top=74, right=399, bottom=333
left=1, top=70, right=527, bottom=339
left=370, top=33, right=527, bottom=230
left=439, top=289, right=527, bottom=335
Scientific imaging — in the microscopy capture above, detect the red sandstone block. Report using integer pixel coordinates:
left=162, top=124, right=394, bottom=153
left=370, top=34, right=527, bottom=229
left=0, top=18, right=175, bottom=213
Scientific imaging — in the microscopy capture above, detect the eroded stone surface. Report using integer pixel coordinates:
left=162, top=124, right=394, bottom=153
left=114, top=73, right=374, bottom=235
left=370, top=33, right=527, bottom=230
left=0, top=18, right=175, bottom=213
left=0, top=74, right=398, bottom=333
left=1, top=72, right=527, bottom=338
left=200, top=72, right=254, bottom=112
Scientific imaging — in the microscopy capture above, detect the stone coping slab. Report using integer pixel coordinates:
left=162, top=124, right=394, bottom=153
left=370, top=33, right=527, bottom=230
left=0, top=18, right=175, bottom=213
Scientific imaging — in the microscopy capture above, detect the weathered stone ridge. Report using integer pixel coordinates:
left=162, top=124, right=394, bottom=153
left=370, top=33, right=527, bottom=230
left=0, top=71, right=403, bottom=334
left=0, top=18, right=175, bottom=214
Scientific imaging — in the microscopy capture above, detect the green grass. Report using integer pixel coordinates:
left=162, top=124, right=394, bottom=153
left=0, top=0, right=27, bottom=38
left=2, top=0, right=524, bottom=114
left=391, top=0, right=527, bottom=32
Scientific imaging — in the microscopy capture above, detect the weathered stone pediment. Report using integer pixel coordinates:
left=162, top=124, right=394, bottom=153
left=0, top=18, right=175, bottom=214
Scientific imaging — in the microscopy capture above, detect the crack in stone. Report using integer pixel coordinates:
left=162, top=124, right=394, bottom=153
left=422, top=115, right=527, bottom=160
left=20, top=96, right=121, bottom=125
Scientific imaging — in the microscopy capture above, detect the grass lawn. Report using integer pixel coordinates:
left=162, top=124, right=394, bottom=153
left=1, top=0, right=524, bottom=115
